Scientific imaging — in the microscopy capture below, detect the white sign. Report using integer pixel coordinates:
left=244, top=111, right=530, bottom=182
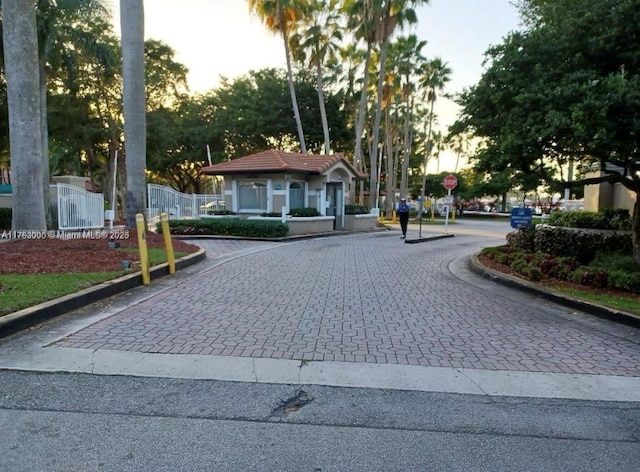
left=444, top=195, right=454, bottom=204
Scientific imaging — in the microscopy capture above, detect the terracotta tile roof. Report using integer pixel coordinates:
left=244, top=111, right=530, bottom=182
left=200, top=149, right=366, bottom=179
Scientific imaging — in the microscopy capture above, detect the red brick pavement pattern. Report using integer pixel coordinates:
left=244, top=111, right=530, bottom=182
left=57, top=234, right=640, bottom=376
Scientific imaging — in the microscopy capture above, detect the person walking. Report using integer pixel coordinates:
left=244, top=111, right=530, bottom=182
left=397, top=198, right=410, bottom=239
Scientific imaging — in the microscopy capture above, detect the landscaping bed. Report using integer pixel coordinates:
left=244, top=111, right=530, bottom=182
left=0, top=230, right=200, bottom=274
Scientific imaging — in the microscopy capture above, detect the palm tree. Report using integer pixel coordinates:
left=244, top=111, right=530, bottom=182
left=290, top=0, right=342, bottom=154
left=248, top=0, right=309, bottom=154
left=2, top=0, right=47, bottom=230
left=417, top=57, right=451, bottom=217
left=120, top=0, right=147, bottom=228
left=446, top=131, right=468, bottom=173
left=342, top=0, right=378, bottom=203
left=351, top=0, right=427, bottom=209
left=392, top=34, right=426, bottom=198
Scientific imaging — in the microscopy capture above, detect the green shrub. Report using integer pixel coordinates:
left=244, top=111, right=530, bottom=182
left=547, top=209, right=631, bottom=230
left=551, top=257, right=580, bottom=281
left=511, top=258, right=528, bottom=274
left=590, top=251, right=640, bottom=273
left=163, top=218, right=289, bottom=238
left=608, top=270, right=640, bottom=294
left=534, top=226, right=632, bottom=264
left=506, top=227, right=536, bottom=251
left=0, top=207, right=10, bottom=229
left=603, top=209, right=632, bottom=231
left=288, top=207, right=320, bottom=217
left=568, top=267, right=609, bottom=287
left=479, top=243, right=640, bottom=294
left=509, top=255, right=542, bottom=281
left=345, top=204, right=369, bottom=215
left=522, top=265, right=543, bottom=282
left=480, top=246, right=506, bottom=258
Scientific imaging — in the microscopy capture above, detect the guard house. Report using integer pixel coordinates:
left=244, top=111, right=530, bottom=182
left=200, top=149, right=365, bottom=229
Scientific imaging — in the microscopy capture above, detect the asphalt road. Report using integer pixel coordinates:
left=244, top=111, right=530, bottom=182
left=1, top=371, right=639, bottom=472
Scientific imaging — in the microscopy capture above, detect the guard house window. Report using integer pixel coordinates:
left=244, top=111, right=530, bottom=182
left=238, top=181, right=267, bottom=211
left=289, top=182, right=305, bottom=210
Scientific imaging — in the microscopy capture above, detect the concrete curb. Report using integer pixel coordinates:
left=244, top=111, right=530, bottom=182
left=405, top=234, right=455, bottom=244
left=173, top=227, right=390, bottom=242
left=0, top=248, right=207, bottom=339
left=469, top=253, right=640, bottom=328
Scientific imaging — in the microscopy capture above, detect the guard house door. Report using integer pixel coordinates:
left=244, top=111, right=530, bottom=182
left=326, top=183, right=342, bottom=229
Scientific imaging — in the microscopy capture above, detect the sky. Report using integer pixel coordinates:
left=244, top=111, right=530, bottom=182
left=110, top=0, right=523, bottom=171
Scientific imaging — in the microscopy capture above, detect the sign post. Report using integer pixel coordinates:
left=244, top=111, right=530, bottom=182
left=442, top=174, right=458, bottom=233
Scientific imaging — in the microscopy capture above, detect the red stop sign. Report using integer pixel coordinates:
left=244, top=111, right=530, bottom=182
left=443, top=174, right=458, bottom=190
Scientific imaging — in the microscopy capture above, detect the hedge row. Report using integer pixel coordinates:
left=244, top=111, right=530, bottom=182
left=547, top=209, right=631, bottom=231
left=0, top=208, right=10, bottom=229
left=259, top=207, right=321, bottom=217
left=507, top=226, right=632, bottom=265
left=164, top=218, right=289, bottom=238
left=345, top=204, right=369, bottom=215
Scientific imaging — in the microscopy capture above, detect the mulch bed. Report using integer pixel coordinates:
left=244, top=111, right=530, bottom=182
left=477, top=253, right=640, bottom=304
left=0, top=229, right=200, bottom=274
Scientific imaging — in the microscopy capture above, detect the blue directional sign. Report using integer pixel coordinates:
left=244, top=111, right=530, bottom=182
left=510, top=207, right=533, bottom=228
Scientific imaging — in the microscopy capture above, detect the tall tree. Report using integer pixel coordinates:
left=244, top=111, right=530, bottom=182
left=342, top=0, right=377, bottom=201
left=248, top=0, right=309, bottom=154
left=2, top=0, right=46, bottom=230
left=417, top=57, right=450, bottom=217
left=290, top=0, right=342, bottom=154
left=34, top=0, right=111, bottom=224
left=457, top=0, right=640, bottom=262
left=210, top=68, right=349, bottom=157
left=391, top=34, right=426, bottom=198
left=120, top=0, right=146, bottom=228
left=366, top=0, right=424, bottom=209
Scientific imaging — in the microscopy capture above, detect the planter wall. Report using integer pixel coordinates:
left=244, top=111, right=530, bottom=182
left=249, top=216, right=335, bottom=236
left=343, top=214, right=378, bottom=231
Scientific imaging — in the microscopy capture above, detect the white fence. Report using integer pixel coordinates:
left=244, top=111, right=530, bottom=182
left=147, top=184, right=225, bottom=223
left=55, top=183, right=105, bottom=230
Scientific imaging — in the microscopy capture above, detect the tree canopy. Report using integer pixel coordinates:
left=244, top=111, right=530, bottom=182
left=453, top=0, right=640, bottom=261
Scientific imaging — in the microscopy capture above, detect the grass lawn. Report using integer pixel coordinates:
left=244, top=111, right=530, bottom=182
left=550, top=285, right=640, bottom=315
left=0, top=272, right=125, bottom=316
left=0, top=248, right=187, bottom=317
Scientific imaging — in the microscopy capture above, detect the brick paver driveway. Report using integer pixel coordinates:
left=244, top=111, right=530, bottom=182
left=56, top=226, right=640, bottom=378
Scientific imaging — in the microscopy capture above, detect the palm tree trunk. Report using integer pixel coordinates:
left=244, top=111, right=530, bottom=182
left=369, top=36, right=390, bottom=209
left=3, top=0, right=46, bottom=231
left=384, top=106, right=395, bottom=217
left=400, top=87, right=412, bottom=198
left=39, top=58, right=52, bottom=227
left=352, top=45, right=373, bottom=204
left=283, top=32, right=306, bottom=154
left=633, top=192, right=640, bottom=264
left=418, top=98, right=435, bottom=220
left=316, top=61, right=331, bottom=154
left=120, top=0, right=147, bottom=228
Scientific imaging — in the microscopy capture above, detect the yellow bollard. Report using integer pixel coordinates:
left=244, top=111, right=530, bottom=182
left=451, top=205, right=456, bottom=222
left=160, top=213, right=175, bottom=274
left=135, top=213, right=150, bottom=285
